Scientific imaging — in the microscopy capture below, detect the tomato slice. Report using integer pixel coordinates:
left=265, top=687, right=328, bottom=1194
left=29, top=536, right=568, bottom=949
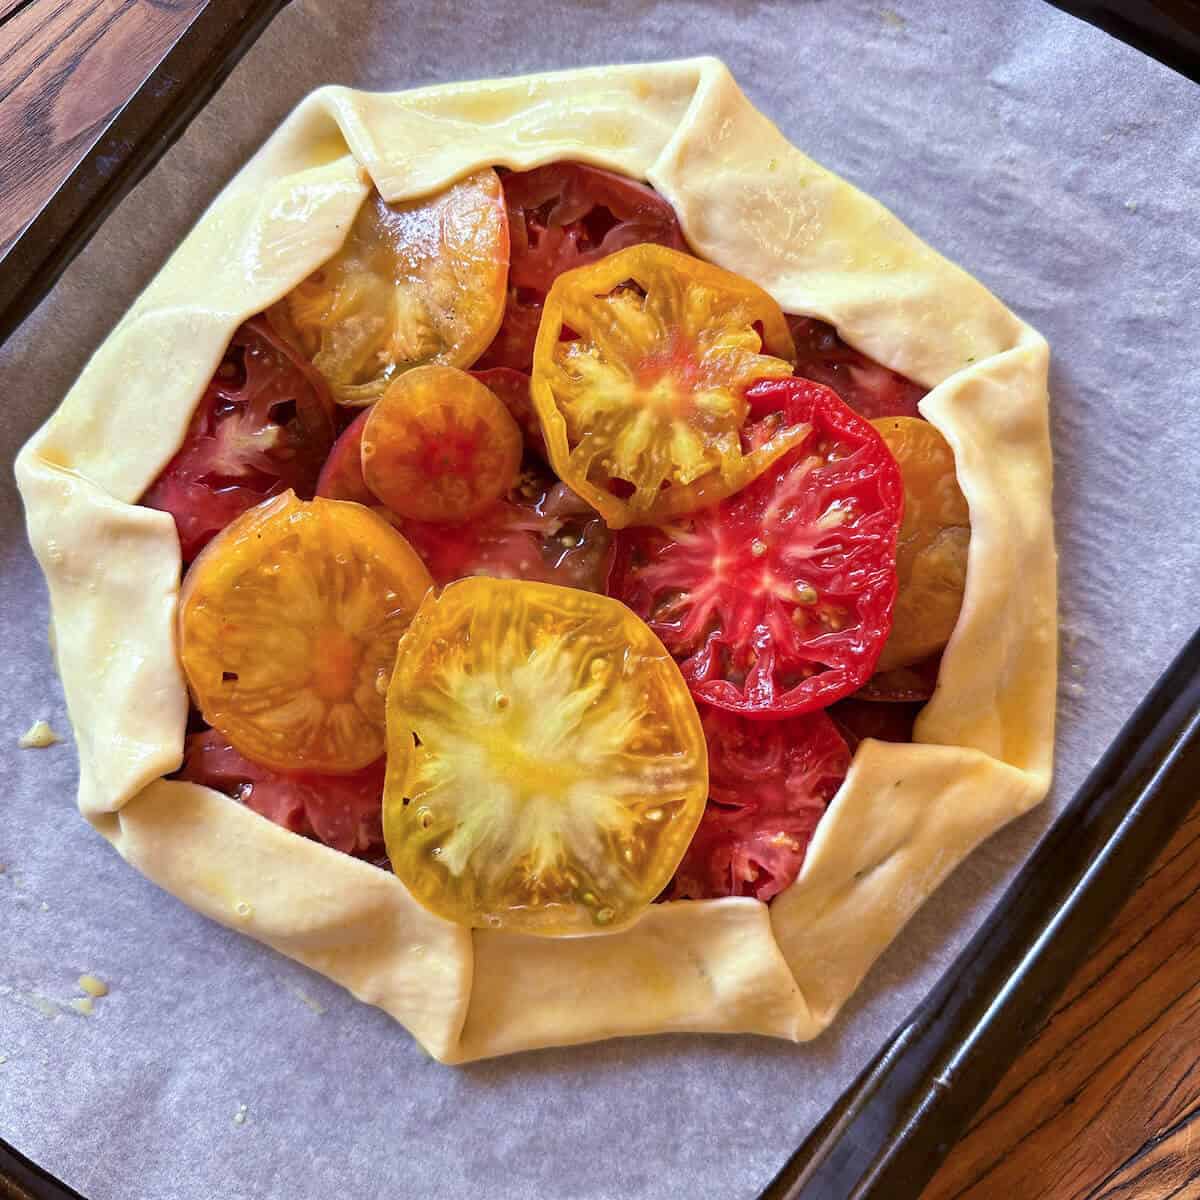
left=788, top=315, right=925, bottom=420
left=178, top=728, right=386, bottom=858
left=270, top=174, right=509, bottom=404
left=476, top=162, right=690, bottom=372
left=664, top=707, right=850, bottom=902
left=316, top=411, right=610, bottom=592
left=468, top=367, right=545, bottom=457
left=609, top=378, right=904, bottom=717
left=360, top=365, right=522, bottom=523
left=179, top=491, right=432, bottom=774
left=398, top=470, right=612, bottom=592
left=871, top=416, right=970, bottom=671
left=382, top=578, right=708, bottom=935
left=141, top=318, right=336, bottom=562
left=532, top=244, right=799, bottom=528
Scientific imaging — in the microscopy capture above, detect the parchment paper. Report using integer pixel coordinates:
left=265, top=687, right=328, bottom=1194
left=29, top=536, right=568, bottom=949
left=2, top=2, right=1198, bottom=1198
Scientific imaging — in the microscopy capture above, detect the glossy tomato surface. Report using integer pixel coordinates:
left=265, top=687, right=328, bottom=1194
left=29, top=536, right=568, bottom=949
left=272, top=174, right=508, bottom=404
left=316, top=411, right=611, bottom=592
left=179, top=728, right=386, bottom=858
left=361, top=366, right=523, bottom=523
left=533, top=244, right=798, bottom=528
left=141, top=318, right=336, bottom=562
left=664, top=706, right=850, bottom=902
left=382, top=578, right=708, bottom=935
left=871, top=416, right=970, bottom=671
left=178, top=491, right=432, bottom=774
left=477, top=162, right=689, bottom=372
left=788, top=315, right=925, bottom=420
left=610, top=378, right=904, bottom=717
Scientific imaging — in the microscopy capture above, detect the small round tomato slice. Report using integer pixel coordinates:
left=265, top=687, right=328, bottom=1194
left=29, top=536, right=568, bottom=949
left=477, top=162, right=690, bottom=372
left=141, top=318, right=336, bottom=561
left=382, top=578, right=707, bottom=936
left=871, top=416, right=970, bottom=671
left=788, top=315, right=926, bottom=420
left=609, top=378, right=904, bottom=717
left=533, top=244, right=799, bottom=528
left=178, top=728, right=386, bottom=858
left=271, top=173, right=509, bottom=405
left=179, top=491, right=432, bottom=774
left=665, top=707, right=850, bottom=902
left=360, top=365, right=522, bottom=523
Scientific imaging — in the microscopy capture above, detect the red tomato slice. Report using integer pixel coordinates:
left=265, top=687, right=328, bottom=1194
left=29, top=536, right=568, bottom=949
left=664, top=707, right=850, bottom=902
left=399, top=471, right=611, bottom=591
left=476, top=162, right=689, bottom=371
left=788, top=315, right=925, bottom=420
left=316, top=414, right=610, bottom=592
left=142, top=318, right=336, bottom=561
left=609, top=378, right=904, bottom=717
left=469, top=367, right=545, bottom=456
left=828, top=699, right=921, bottom=752
left=178, top=728, right=386, bottom=858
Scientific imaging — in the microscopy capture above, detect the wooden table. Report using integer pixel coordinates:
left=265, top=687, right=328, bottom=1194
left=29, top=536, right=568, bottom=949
left=2, top=3, right=1198, bottom=1197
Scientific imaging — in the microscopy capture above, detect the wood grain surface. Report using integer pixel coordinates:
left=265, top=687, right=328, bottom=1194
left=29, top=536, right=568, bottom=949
left=2, top=5, right=1199, bottom=1199
left=0, top=0, right=206, bottom=255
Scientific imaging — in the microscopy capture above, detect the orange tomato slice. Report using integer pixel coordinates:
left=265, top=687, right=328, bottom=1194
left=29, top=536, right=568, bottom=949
left=360, top=365, right=523, bottom=523
left=272, top=172, right=509, bottom=404
left=872, top=416, right=971, bottom=671
left=383, top=578, right=708, bottom=936
left=531, top=244, right=798, bottom=528
left=179, top=491, right=433, bottom=773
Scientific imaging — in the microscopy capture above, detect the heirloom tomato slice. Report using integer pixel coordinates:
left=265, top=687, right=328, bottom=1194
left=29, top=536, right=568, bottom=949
left=141, top=318, right=336, bottom=561
left=179, top=729, right=386, bottom=858
left=609, top=379, right=904, bottom=717
left=665, top=706, right=850, bottom=903
left=871, top=417, right=970, bottom=671
left=477, top=162, right=689, bottom=372
left=272, top=172, right=508, bottom=405
left=532, top=244, right=798, bottom=528
left=382, top=578, right=707, bottom=936
left=788, top=315, right=926, bottom=420
left=397, top=472, right=612, bottom=591
left=179, top=491, right=432, bottom=774
left=360, top=365, right=523, bottom=523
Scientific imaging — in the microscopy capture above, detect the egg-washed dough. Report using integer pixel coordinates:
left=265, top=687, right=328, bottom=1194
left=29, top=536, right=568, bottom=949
left=15, top=58, right=1055, bottom=1063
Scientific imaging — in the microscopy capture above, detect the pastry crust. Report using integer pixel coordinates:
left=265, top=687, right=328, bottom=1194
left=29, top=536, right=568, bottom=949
left=16, top=58, right=1056, bottom=1062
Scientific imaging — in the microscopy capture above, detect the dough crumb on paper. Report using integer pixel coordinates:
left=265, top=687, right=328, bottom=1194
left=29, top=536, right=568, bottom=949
left=78, top=975, right=109, bottom=998
left=18, top=720, right=60, bottom=749
left=71, top=998, right=94, bottom=1016
left=234, top=1104, right=248, bottom=1126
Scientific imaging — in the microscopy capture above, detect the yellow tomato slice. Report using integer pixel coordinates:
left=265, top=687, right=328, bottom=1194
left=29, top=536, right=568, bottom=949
left=360, top=365, right=523, bottom=523
left=383, top=578, right=708, bottom=936
left=179, top=491, right=433, bottom=773
left=531, top=244, right=798, bottom=528
left=272, top=172, right=509, bottom=405
left=872, top=416, right=971, bottom=671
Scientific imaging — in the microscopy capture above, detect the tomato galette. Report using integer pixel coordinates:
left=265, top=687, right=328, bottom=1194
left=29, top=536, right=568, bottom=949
left=17, top=59, right=1056, bottom=1062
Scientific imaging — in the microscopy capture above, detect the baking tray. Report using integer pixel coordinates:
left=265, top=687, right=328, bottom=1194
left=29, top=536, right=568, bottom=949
left=1, top=2, right=1198, bottom=1198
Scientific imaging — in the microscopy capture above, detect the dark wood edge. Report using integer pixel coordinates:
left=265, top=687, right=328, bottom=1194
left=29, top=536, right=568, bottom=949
left=1047, top=0, right=1200, bottom=83
left=0, top=0, right=293, bottom=348
left=763, top=625, right=1200, bottom=1199
left=0, top=1140, right=85, bottom=1200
